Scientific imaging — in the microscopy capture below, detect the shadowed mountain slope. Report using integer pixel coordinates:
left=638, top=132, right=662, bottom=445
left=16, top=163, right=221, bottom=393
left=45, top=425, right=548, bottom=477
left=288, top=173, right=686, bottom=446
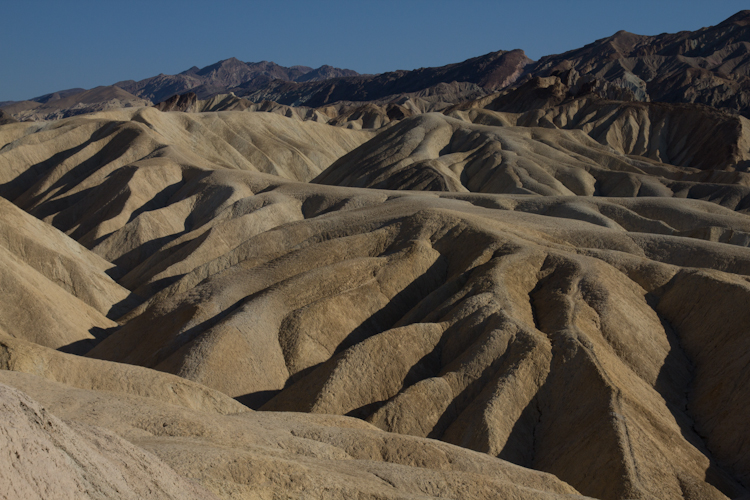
left=0, top=124, right=590, bottom=497
left=5, top=11, right=750, bottom=126
left=3, top=50, right=528, bottom=123
left=528, top=11, right=750, bottom=116
left=77, top=163, right=750, bottom=499
left=114, top=58, right=359, bottom=103
left=0, top=106, right=372, bottom=195
left=152, top=85, right=475, bottom=130
left=1, top=60, right=360, bottom=122
left=0, top=196, right=129, bottom=352
left=449, top=73, right=750, bottom=172
left=238, top=49, right=531, bottom=107
left=514, top=97, right=750, bottom=171
left=0, top=110, right=17, bottom=125
left=0, top=336, right=247, bottom=414
left=152, top=92, right=337, bottom=124
left=1, top=109, right=747, bottom=498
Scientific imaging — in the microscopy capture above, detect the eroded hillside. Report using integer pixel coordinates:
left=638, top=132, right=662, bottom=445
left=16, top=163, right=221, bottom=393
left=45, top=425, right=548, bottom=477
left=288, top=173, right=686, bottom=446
left=2, top=12, right=750, bottom=500
left=0, top=100, right=748, bottom=499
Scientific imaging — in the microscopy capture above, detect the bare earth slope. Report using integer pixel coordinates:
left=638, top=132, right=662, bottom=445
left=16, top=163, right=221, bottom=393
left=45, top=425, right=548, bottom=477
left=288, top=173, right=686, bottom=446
left=451, top=72, right=750, bottom=172
left=6, top=11, right=749, bottom=128
left=239, top=49, right=532, bottom=107
left=514, top=97, right=750, bottom=171
left=0, top=109, right=372, bottom=284
left=0, top=165, right=585, bottom=498
left=0, top=196, right=127, bottom=351
left=82, top=170, right=750, bottom=499
left=0, top=371, right=584, bottom=500
left=2, top=92, right=750, bottom=499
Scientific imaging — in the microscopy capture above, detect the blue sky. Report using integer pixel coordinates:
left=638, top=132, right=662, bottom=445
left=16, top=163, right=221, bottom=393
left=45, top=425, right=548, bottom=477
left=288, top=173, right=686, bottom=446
left=1, top=0, right=747, bottom=101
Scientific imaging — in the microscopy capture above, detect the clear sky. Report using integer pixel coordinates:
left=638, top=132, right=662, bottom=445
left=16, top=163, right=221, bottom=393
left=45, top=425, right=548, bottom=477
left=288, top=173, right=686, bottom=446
left=1, top=0, right=748, bottom=102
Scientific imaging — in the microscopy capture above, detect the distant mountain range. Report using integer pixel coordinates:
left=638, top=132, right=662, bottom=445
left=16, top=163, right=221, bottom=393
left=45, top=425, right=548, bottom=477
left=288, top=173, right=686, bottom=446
left=3, top=10, right=750, bottom=120
left=239, top=49, right=532, bottom=106
left=114, top=58, right=361, bottom=103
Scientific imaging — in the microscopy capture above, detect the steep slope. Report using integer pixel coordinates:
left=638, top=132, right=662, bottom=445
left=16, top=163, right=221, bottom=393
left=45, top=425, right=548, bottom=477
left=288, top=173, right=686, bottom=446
left=0, top=88, right=91, bottom=119
left=6, top=11, right=750, bottom=124
left=0, top=197, right=129, bottom=316
left=153, top=91, right=416, bottom=130
left=81, top=169, right=750, bottom=499
left=153, top=92, right=334, bottom=123
left=0, top=106, right=372, bottom=199
left=1, top=59, right=359, bottom=122
left=28, top=88, right=88, bottom=104
left=514, top=98, right=750, bottom=171
left=0, top=197, right=129, bottom=352
left=295, top=64, right=361, bottom=82
left=0, top=185, right=585, bottom=499
left=0, top=336, right=247, bottom=415
left=0, top=109, right=371, bottom=285
left=6, top=14, right=750, bottom=500
left=451, top=74, right=750, bottom=172
left=0, top=110, right=17, bottom=125
left=529, top=11, right=750, bottom=116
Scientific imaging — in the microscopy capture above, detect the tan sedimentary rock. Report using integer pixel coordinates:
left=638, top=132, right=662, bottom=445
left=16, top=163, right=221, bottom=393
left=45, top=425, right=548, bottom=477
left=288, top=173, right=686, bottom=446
left=81, top=177, right=750, bottom=498
left=1, top=107, right=750, bottom=499
left=0, top=382, right=216, bottom=500
left=0, top=336, right=246, bottom=415
left=315, top=112, right=750, bottom=212
left=0, top=372, right=586, bottom=499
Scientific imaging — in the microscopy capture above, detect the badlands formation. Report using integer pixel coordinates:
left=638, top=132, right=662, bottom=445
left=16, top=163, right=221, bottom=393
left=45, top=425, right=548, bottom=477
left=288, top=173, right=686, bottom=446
left=3, top=11, right=750, bottom=500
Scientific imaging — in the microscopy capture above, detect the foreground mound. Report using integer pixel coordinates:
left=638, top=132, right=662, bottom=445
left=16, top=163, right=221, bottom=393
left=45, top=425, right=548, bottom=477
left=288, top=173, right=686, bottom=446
left=0, top=372, right=585, bottom=499
left=0, top=382, right=216, bottom=500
